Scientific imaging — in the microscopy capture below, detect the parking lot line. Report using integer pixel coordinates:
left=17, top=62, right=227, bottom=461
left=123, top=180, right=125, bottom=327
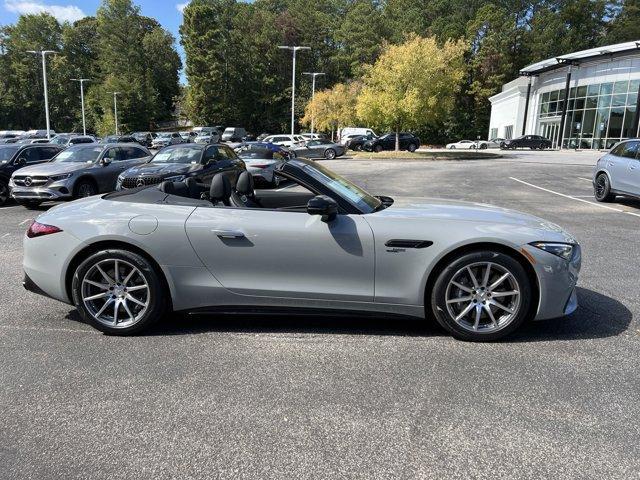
left=578, top=177, right=593, bottom=182
left=509, top=177, right=640, bottom=218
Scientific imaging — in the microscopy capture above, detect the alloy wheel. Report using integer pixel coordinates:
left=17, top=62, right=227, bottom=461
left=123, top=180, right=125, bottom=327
left=81, top=258, right=150, bottom=329
left=77, top=183, right=96, bottom=198
left=445, top=262, right=521, bottom=333
left=595, top=174, right=607, bottom=199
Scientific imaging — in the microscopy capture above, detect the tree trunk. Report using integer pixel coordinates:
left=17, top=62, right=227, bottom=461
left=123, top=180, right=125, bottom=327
left=395, top=126, right=400, bottom=152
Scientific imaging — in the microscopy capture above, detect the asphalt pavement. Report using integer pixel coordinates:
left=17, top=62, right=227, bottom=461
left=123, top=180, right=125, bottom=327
left=1, top=149, right=639, bottom=479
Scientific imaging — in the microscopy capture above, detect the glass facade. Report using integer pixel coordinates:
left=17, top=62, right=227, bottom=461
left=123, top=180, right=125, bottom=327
left=537, top=79, right=640, bottom=149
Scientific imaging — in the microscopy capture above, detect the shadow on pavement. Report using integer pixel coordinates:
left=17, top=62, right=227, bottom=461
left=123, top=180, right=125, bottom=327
left=508, top=287, right=632, bottom=342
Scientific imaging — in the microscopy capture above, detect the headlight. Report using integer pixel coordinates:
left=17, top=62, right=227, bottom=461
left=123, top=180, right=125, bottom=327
left=49, top=173, right=72, bottom=181
left=530, top=242, right=575, bottom=260
left=164, top=175, right=185, bottom=182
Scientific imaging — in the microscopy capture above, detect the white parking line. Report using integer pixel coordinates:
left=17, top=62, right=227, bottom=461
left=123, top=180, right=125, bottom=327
left=509, top=177, right=640, bottom=218
left=578, top=177, right=593, bottom=182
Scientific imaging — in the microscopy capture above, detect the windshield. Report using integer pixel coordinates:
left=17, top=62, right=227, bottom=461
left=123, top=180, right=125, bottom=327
left=54, top=146, right=103, bottom=163
left=0, top=146, right=19, bottom=162
left=152, top=146, right=202, bottom=164
left=300, top=162, right=382, bottom=213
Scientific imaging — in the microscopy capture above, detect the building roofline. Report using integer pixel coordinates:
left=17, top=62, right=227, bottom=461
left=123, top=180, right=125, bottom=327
left=520, top=40, right=640, bottom=76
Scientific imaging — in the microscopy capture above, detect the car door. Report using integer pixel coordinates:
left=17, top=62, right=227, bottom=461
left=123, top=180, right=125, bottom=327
left=627, top=154, right=640, bottom=196
left=95, top=147, right=126, bottom=191
left=608, top=141, right=637, bottom=192
left=185, top=208, right=375, bottom=302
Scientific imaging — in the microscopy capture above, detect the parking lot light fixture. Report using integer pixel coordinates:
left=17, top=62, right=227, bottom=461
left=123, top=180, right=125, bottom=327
left=303, top=72, right=325, bottom=134
left=27, top=50, right=56, bottom=139
left=108, top=92, right=120, bottom=135
left=71, top=78, right=91, bottom=135
left=278, top=46, right=310, bottom=137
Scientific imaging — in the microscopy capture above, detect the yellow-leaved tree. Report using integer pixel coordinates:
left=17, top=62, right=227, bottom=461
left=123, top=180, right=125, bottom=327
left=302, top=82, right=361, bottom=140
left=357, top=36, right=467, bottom=150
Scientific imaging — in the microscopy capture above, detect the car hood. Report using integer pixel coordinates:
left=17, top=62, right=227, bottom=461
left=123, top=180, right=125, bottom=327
left=373, top=197, right=577, bottom=242
left=12, top=161, right=96, bottom=176
left=122, top=162, right=200, bottom=176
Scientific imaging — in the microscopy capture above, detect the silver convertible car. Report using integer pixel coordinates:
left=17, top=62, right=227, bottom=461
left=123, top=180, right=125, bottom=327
left=22, top=159, right=581, bottom=341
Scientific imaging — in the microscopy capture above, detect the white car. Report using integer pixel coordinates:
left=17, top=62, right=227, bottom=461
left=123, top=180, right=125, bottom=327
left=446, top=140, right=488, bottom=150
left=262, top=134, right=305, bottom=148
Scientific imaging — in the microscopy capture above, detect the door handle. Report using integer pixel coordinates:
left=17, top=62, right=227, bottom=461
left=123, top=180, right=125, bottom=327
left=211, top=229, right=245, bottom=239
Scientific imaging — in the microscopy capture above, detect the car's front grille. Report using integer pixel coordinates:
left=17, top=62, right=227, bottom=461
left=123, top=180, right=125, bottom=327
left=121, top=176, right=164, bottom=189
left=12, top=176, right=49, bottom=187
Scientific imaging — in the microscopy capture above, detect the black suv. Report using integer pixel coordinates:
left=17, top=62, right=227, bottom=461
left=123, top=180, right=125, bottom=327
left=116, top=143, right=245, bottom=190
left=363, top=132, right=421, bottom=152
left=500, top=135, right=552, bottom=150
left=345, top=133, right=377, bottom=151
left=0, top=144, right=63, bottom=205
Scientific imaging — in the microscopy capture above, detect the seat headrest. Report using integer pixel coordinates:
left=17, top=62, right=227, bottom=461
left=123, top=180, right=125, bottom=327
left=184, top=177, right=200, bottom=198
left=160, top=180, right=189, bottom=197
left=209, top=173, right=231, bottom=202
left=236, top=171, right=254, bottom=196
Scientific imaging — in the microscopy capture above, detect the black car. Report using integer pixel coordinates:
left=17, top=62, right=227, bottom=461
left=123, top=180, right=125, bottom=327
left=345, top=133, right=377, bottom=151
left=363, top=132, right=421, bottom=152
left=117, top=143, right=245, bottom=190
left=500, top=135, right=552, bottom=150
left=103, top=135, right=137, bottom=144
left=0, top=143, right=63, bottom=205
left=130, top=132, right=155, bottom=148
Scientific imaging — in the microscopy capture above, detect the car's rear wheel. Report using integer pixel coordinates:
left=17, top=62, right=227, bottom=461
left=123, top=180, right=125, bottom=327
left=354, top=144, right=362, bottom=151
left=0, top=180, right=9, bottom=206
left=479, top=143, right=488, bottom=150
left=324, top=148, right=336, bottom=159
left=374, top=144, right=383, bottom=153
left=74, top=179, right=97, bottom=198
left=71, top=249, right=167, bottom=335
left=407, top=143, right=417, bottom=152
left=594, top=173, right=615, bottom=202
left=430, top=251, right=532, bottom=341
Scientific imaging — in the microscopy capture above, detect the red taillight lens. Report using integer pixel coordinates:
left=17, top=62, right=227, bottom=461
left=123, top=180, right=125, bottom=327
left=26, top=221, right=62, bottom=238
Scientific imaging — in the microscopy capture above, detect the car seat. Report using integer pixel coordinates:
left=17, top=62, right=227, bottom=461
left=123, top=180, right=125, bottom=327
left=231, top=171, right=260, bottom=208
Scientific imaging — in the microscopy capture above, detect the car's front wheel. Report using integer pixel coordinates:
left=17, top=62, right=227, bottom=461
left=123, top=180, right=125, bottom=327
left=430, top=251, right=532, bottom=341
left=74, top=179, right=97, bottom=198
left=324, top=148, right=336, bottom=159
left=71, top=249, right=167, bottom=335
left=594, top=173, right=615, bottom=202
left=407, top=143, right=417, bottom=152
left=374, top=144, right=383, bottom=153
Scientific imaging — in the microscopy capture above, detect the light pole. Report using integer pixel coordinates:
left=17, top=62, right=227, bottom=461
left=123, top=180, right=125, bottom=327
left=302, top=72, right=324, bottom=134
left=27, top=50, right=56, bottom=139
left=109, top=92, right=120, bottom=135
left=71, top=78, right=90, bottom=135
left=278, top=45, right=310, bottom=137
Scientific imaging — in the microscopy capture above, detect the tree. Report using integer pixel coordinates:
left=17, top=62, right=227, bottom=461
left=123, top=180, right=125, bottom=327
left=301, top=82, right=361, bottom=139
left=605, top=0, right=640, bottom=44
left=357, top=35, right=466, bottom=150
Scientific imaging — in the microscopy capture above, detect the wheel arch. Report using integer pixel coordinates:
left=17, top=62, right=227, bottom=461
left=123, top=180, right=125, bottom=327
left=423, top=241, right=540, bottom=319
left=64, top=239, right=173, bottom=311
left=73, top=174, right=99, bottom=195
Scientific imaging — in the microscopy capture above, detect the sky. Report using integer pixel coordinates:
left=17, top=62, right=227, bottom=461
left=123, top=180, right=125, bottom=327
left=0, top=0, right=190, bottom=80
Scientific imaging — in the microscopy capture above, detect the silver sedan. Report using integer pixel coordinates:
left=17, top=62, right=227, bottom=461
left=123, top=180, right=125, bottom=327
left=290, top=139, right=345, bottom=159
left=23, top=158, right=580, bottom=341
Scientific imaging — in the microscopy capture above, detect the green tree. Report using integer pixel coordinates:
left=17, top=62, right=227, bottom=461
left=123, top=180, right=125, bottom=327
left=301, top=82, right=361, bottom=138
left=605, top=0, right=640, bottom=43
left=357, top=35, right=467, bottom=150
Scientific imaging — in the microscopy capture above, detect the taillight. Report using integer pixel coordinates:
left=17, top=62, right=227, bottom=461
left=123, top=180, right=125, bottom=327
left=26, top=221, right=63, bottom=238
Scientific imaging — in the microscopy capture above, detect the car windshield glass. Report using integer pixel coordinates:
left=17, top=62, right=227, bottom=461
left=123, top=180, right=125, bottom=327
left=152, top=146, right=202, bottom=164
left=54, top=146, right=103, bottom=163
left=300, top=162, right=381, bottom=213
left=0, top=146, right=19, bottom=161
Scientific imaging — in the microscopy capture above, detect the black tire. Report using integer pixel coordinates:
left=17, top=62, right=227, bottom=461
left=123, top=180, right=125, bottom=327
left=71, top=249, right=167, bottom=335
left=429, top=251, right=532, bottom=342
left=0, top=180, right=9, bottom=206
left=450, top=146, right=456, bottom=149
left=74, top=179, right=97, bottom=199
left=324, top=148, right=336, bottom=159
left=407, top=143, right=417, bottom=152
left=374, top=144, right=383, bottom=153
left=354, top=144, right=362, bottom=151
left=479, top=143, right=488, bottom=150
left=594, top=173, right=615, bottom=202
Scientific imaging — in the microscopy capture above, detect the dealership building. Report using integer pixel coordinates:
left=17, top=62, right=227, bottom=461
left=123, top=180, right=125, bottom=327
left=488, top=40, right=640, bottom=149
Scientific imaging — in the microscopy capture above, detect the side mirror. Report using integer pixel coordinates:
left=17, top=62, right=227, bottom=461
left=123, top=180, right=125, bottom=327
left=307, top=195, right=338, bottom=223
left=101, top=157, right=112, bottom=166
left=14, top=157, right=26, bottom=166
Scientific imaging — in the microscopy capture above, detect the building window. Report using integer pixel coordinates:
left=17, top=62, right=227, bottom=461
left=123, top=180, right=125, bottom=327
left=504, top=125, right=513, bottom=139
left=490, top=128, right=498, bottom=140
left=539, top=80, right=640, bottom=149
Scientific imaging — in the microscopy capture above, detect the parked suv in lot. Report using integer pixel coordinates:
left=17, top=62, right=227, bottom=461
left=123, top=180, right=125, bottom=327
left=363, top=132, right=420, bottom=152
left=500, top=135, right=552, bottom=150
left=593, top=139, right=640, bottom=202
left=116, top=143, right=245, bottom=190
left=0, top=144, right=63, bottom=205
left=10, top=143, right=151, bottom=208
